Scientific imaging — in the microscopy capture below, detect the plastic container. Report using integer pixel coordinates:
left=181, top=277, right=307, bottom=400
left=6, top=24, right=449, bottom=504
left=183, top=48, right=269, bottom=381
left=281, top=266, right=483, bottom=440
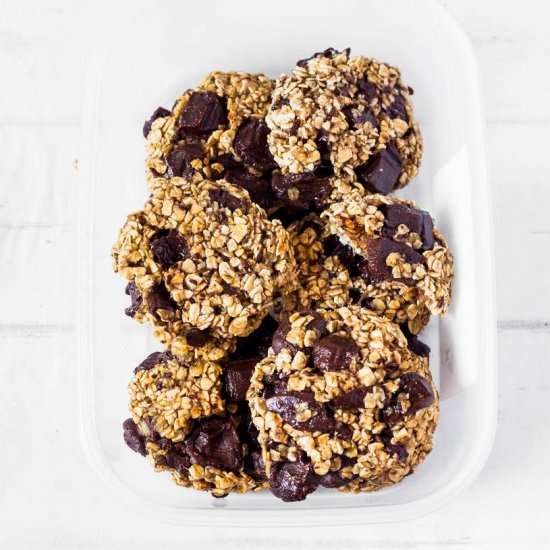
left=78, top=0, right=496, bottom=525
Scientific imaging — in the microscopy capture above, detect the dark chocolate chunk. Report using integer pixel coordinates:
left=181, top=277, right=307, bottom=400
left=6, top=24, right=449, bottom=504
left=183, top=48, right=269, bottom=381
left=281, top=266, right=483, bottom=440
left=382, top=203, right=434, bottom=250
left=335, top=424, right=354, bottom=440
left=124, top=282, right=142, bottom=317
left=342, top=105, right=379, bottom=129
left=313, top=158, right=335, bottom=179
left=303, top=309, right=328, bottom=336
left=234, top=118, right=277, bottom=172
left=356, top=77, right=377, bottom=103
left=211, top=153, right=241, bottom=176
left=185, top=417, right=242, bottom=472
left=333, top=386, right=372, bottom=410
left=177, top=91, right=227, bottom=139
left=223, top=357, right=259, bottom=402
left=318, top=457, right=357, bottom=488
left=122, top=418, right=146, bottom=456
left=224, top=167, right=274, bottom=209
left=265, top=392, right=336, bottom=432
left=165, top=143, right=203, bottom=178
left=143, top=106, right=171, bottom=138
left=243, top=449, right=268, bottom=482
left=271, top=320, right=297, bottom=354
left=382, top=399, right=405, bottom=428
left=355, top=143, right=403, bottom=194
left=312, top=334, right=359, bottom=372
left=385, top=93, right=407, bottom=121
left=147, top=285, right=176, bottom=318
left=272, top=172, right=331, bottom=211
left=185, top=328, right=212, bottom=347
left=234, top=315, right=278, bottom=360
left=269, top=458, right=320, bottom=502
left=262, top=372, right=290, bottom=399
left=400, top=324, right=430, bottom=358
left=134, top=351, right=172, bottom=374
left=269, top=207, right=306, bottom=228
left=363, top=237, right=426, bottom=284
left=323, top=235, right=362, bottom=276
left=296, top=47, right=349, bottom=68
left=400, top=373, right=434, bottom=414
left=380, top=431, right=409, bottom=461
left=208, top=188, right=248, bottom=212
left=315, top=128, right=331, bottom=157
left=150, top=229, right=188, bottom=268
left=271, top=97, right=290, bottom=111
left=156, top=442, right=191, bottom=476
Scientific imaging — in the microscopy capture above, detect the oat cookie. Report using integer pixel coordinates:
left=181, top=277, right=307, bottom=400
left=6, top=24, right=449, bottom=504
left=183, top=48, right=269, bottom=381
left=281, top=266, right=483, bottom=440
left=144, top=71, right=280, bottom=210
left=123, top=317, right=279, bottom=496
left=322, top=194, right=453, bottom=333
left=266, top=48, right=423, bottom=209
left=247, top=307, right=439, bottom=502
left=112, top=176, right=296, bottom=342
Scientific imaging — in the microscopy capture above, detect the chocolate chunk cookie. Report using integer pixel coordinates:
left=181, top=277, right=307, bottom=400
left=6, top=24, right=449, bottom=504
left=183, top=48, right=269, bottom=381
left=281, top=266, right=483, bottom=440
left=323, top=194, right=453, bottom=331
left=267, top=48, right=423, bottom=204
left=144, top=71, right=278, bottom=209
left=112, top=176, right=296, bottom=342
left=124, top=319, right=278, bottom=496
left=247, top=307, right=439, bottom=501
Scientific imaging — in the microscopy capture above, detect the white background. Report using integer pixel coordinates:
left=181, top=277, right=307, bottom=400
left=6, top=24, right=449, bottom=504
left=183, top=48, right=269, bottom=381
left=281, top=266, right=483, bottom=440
left=1, top=0, right=549, bottom=548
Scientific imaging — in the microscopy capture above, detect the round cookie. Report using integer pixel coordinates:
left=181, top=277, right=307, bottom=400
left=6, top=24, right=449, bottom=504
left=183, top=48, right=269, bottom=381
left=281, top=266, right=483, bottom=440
left=143, top=71, right=279, bottom=210
left=247, top=307, right=439, bottom=502
left=123, top=316, right=279, bottom=496
left=112, top=176, right=296, bottom=342
left=266, top=48, right=423, bottom=208
left=322, top=193, right=453, bottom=333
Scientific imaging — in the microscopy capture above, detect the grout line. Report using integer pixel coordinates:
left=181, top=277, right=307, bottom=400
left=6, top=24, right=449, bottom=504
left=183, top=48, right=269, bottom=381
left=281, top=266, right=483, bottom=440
left=497, top=320, right=550, bottom=331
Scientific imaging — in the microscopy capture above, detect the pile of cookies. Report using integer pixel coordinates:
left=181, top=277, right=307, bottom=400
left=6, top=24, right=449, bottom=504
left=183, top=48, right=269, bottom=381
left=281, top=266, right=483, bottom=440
left=113, top=48, right=453, bottom=502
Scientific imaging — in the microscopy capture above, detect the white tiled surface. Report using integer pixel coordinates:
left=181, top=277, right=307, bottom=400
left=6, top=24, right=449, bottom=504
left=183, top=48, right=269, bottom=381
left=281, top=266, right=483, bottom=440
left=1, top=0, right=549, bottom=547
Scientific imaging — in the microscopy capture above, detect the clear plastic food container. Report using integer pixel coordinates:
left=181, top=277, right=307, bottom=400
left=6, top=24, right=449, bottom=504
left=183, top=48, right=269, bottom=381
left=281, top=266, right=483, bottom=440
left=78, top=0, right=496, bottom=525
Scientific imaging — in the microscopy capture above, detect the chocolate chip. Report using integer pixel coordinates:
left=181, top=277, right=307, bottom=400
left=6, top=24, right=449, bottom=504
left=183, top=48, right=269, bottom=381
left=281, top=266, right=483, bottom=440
left=143, top=106, right=171, bottom=138
left=134, top=351, right=172, bottom=374
left=234, top=315, right=278, bottom=360
left=356, top=77, right=377, bottom=103
left=342, top=105, right=379, bottom=129
left=355, top=143, right=403, bottom=194
left=262, top=372, right=290, bottom=399
left=382, top=203, right=435, bottom=250
left=185, top=417, right=242, bottom=472
left=385, top=93, right=407, bottom=121
left=211, top=153, right=241, bottom=176
left=123, top=418, right=146, bottom=456
left=296, top=47, right=349, bottom=68
left=312, top=335, right=359, bottom=372
left=234, top=118, right=277, bottom=172
left=165, top=144, right=203, bottom=178
left=124, top=282, right=142, bottom=317
left=333, top=386, right=372, bottom=410
left=208, top=188, right=248, bottom=212
left=223, top=357, right=259, bottom=402
left=224, top=167, right=274, bottom=209
left=150, top=230, right=188, bottom=268
left=157, top=442, right=191, bottom=476
left=318, top=457, right=357, bottom=488
left=362, top=237, right=426, bottom=284
left=303, top=309, right=328, bottom=336
left=323, top=235, right=361, bottom=276
left=147, top=285, right=176, bottom=318
left=400, top=373, right=434, bottom=414
left=177, top=91, right=227, bottom=139
left=269, top=458, right=320, bottom=502
left=265, top=392, right=336, bottom=432
left=271, top=320, right=297, bottom=354
left=243, top=449, right=267, bottom=482
left=272, top=172, right=331, bottom=211
left=379, top=431, right=409, bottom=461
left=400, top=324, right=430, bottom=357
left=382, top=400, right=405, bottom=428
left=185, top=328, right=212, bottom=347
